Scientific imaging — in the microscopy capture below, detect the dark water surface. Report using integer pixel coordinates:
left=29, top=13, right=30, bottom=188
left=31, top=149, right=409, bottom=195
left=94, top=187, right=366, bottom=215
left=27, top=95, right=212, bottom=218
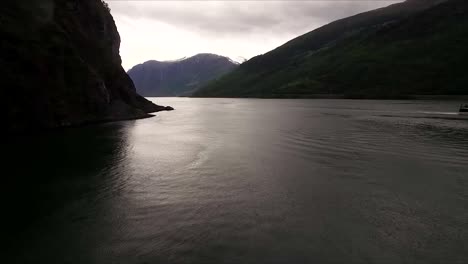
left=6, top=98, right=468, bottom=263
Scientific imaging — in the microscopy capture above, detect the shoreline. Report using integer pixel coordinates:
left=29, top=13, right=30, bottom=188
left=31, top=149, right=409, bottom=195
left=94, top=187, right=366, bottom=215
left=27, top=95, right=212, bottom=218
left=187, top=94, right=468, bottom=100
left=6, top=105, right=174, bottom=135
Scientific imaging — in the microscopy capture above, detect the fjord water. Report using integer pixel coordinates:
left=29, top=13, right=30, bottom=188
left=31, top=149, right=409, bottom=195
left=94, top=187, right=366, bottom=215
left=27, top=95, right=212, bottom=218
left=7, top=98, right=468, bottom=263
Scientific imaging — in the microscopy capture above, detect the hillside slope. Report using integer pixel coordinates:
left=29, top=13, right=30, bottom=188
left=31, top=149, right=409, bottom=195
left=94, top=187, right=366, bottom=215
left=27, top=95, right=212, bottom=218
left=194, top=0, right=467, bottom=98
left=128, top=54, right=238, bottom=97
left=1, top=0, right=170, bottom=132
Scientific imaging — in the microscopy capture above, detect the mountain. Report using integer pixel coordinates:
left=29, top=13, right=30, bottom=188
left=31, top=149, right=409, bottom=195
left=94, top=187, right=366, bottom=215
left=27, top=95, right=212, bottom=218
left=1, top=0, right=171, bottom=133
left=194, top=0, right=467, bottom=98
left=128, top=54, right=238, bottom=97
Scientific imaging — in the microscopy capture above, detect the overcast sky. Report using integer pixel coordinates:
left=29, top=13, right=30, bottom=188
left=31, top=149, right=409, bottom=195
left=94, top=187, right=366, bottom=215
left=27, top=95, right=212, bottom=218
left=107, top=0, right=402, bottom=70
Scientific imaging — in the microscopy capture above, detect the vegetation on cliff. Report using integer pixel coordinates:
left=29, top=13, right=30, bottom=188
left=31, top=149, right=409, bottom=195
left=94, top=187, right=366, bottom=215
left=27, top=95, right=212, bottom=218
left=194, top=0, right=468, bottom=98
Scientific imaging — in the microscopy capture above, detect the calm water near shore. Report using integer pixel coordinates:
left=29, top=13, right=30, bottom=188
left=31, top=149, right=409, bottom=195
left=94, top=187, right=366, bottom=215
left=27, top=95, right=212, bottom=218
left=6, top=98, right=468, bottom=263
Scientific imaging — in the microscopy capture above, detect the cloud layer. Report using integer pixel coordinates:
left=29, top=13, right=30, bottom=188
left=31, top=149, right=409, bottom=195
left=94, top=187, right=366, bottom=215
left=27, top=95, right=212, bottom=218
left=107, top=0, right=401, bottom=69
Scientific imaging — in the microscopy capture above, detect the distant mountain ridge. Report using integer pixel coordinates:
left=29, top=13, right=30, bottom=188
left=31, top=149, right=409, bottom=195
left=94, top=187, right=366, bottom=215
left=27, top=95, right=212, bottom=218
left=128, top=53, right=238, bottom=97
left=194, top=0, right=467, bottom=98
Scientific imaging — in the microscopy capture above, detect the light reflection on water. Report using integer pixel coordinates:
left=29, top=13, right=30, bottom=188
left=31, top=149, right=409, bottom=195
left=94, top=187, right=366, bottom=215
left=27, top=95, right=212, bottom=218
left=7, top=98, right=468, bottom=263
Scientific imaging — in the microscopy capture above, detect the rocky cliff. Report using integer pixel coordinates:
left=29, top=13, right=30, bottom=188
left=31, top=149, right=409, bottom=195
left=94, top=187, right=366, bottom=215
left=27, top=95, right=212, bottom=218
left=1, top=0, right=171, bottom=132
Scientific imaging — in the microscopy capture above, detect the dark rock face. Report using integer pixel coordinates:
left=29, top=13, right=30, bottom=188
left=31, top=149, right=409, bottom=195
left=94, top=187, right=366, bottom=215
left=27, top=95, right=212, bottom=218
left=128, top=53, right=238, bottom=97
left=1, top=0, right=170, bottom=132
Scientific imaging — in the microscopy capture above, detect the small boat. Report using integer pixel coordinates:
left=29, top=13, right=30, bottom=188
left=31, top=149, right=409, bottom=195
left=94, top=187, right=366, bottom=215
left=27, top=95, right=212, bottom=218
left=460, top=104, right=468, bottom=113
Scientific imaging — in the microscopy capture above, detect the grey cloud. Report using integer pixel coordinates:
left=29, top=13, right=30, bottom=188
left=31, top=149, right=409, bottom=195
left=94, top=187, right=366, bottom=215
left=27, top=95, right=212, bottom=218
left=108, top=1, right=402, bottom=36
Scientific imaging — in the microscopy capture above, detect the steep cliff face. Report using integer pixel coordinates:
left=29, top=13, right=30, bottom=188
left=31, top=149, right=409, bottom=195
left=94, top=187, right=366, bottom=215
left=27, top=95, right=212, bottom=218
left=1, top=0, right=169, bottom=132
